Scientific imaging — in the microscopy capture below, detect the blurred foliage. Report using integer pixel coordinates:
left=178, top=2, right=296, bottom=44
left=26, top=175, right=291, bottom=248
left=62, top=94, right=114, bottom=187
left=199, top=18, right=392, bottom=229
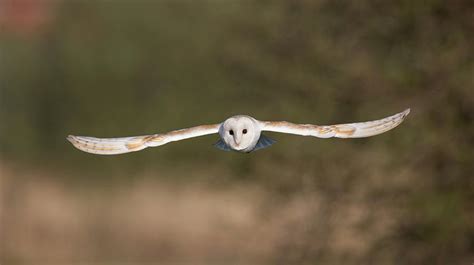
left=0, top=0, right=473, bottom=264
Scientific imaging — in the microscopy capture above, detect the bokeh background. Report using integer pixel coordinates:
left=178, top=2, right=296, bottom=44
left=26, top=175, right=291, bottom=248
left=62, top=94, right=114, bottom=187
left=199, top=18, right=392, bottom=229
left=1, top=0, right=473, bottom=264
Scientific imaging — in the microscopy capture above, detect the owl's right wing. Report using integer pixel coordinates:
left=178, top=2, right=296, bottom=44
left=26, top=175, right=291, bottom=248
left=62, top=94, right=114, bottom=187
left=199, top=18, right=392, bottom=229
left=67, top=124, right=221, bottom=155
left=260, top=109, right=410, bottom=139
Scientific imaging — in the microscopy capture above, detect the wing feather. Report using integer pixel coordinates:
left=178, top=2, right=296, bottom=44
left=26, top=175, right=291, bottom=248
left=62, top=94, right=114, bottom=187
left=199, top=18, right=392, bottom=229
left=260, top=108, right=410, bottom=139
left=67, top=124, right=220, bottom=155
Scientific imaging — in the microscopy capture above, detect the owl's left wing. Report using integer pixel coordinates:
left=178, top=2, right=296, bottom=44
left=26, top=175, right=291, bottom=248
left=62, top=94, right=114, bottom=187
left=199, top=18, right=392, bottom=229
left=259, top=108, right=410, bottom=139
left=67, top=124, right=220, bottom=155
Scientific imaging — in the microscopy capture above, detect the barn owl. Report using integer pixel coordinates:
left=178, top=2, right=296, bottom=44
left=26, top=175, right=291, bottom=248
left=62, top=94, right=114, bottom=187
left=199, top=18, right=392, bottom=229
left=67, top=108, right=410, bottom=155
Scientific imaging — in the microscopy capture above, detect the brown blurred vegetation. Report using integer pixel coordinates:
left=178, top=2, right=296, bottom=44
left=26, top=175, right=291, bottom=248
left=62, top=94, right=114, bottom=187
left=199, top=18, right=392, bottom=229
left=1, top=1, right=473, bottom=264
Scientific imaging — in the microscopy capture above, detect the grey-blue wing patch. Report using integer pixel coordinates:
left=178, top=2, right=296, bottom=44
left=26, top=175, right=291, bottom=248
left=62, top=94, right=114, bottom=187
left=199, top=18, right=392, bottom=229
left=253, top=134, right=276, bottom=151
left=214, top=139, right=232, bottom=152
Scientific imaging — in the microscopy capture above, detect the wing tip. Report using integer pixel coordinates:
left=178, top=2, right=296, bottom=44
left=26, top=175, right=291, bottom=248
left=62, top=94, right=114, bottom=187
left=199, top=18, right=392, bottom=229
left=399, top=108, right=410, bottom=121
left=403, top=108, right=411, bottom=117
left=66, top=135, right=75, bottom=143
left=66, top=135, right=86, bottom=151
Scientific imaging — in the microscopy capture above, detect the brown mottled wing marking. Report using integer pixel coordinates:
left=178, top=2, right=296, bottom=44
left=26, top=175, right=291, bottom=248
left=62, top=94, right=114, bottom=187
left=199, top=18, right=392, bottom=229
left=260, top=108, right=410, bottom=139
left=67, top=124, right=220, bottom=155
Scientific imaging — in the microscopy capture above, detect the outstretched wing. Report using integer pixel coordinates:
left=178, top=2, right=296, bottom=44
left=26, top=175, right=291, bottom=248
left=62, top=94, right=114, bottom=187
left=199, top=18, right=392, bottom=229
left=260, top=108, right=410, bottom=138
left=67, top=124, right=221, bottom=155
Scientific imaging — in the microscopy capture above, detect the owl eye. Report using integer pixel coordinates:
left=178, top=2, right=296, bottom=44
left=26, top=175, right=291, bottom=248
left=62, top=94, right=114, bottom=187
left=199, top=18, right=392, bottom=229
left=243, top=129, right=247, bottom=134
left=229, top=130, right=234, bottom=135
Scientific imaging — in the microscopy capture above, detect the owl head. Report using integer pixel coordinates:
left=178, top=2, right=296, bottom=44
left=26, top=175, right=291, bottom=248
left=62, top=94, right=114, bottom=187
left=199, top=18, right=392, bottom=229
left=219, top=115, right=261, bottom=152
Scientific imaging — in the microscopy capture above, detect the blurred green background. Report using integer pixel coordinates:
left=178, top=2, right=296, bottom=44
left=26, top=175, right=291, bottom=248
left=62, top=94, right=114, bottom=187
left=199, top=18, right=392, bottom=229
left=1, top=0, right=473, bottom=264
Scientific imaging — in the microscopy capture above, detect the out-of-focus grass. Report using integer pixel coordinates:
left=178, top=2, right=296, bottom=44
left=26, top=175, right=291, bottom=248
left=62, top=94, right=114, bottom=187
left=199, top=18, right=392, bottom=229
left=2, top=162, right=388, bottom=264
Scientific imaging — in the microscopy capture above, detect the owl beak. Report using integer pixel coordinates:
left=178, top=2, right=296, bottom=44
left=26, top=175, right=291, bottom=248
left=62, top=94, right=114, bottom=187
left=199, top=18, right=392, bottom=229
left=234, top=135, right=242, bottom=146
